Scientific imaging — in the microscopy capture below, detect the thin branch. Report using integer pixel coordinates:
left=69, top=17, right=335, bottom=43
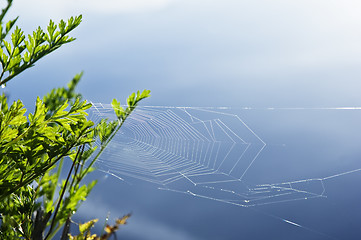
left=44, top=144, right=85, bottom=240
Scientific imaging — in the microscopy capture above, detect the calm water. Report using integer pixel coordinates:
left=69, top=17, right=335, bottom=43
left=5, top=0, right=361, bottom=239
left=75, top=107, right=361, bottom=240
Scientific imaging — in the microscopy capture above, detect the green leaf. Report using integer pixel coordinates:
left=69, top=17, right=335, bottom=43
left=3, top=40, right=11, bottom=55
left=79, top=219, right=98, bottom=235
left=126, top=92, right=136, bottom=107
left=5, top=17, right=18, bottom=33
left=140, top=89, right=151, bottom=99
left=111, top=98, right=124, bottom=120
left=29, top=97, right=47, bottom=124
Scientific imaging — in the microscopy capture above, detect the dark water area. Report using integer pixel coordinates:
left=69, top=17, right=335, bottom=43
left=73, top=108, right=361, bottom=240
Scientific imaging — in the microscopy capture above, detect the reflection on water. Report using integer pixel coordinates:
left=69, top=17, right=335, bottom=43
left=81, top=105, right=361, bottom=240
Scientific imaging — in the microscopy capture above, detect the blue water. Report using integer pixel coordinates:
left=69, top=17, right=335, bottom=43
left=5, top=0, right=361, bottom=239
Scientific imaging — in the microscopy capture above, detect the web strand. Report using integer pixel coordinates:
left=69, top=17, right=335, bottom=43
left=87, top=104, right=335, bottom=207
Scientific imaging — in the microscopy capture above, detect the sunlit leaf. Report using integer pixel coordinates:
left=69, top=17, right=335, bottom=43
left=116, top=213, right=131, bottom=225
left=79, top=219, right=98, bottom=235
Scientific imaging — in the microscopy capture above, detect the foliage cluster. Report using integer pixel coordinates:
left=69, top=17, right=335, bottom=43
left=68, top=214, right=131, bottom=240
left=0, top=0, right=150, bottom=239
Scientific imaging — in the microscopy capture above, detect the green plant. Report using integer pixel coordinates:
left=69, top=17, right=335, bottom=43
left=0, top=1, right=150, bottom=239
left=68, top=214, right=131, bottom=240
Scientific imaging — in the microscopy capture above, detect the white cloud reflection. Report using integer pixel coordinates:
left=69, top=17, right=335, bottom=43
left=11, top=0, right=176, bottom=20
left=6, top=0, right=361, bottom=108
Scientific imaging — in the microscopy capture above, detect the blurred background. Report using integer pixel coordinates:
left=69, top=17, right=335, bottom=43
left=3, top=0, right=361, bottom=239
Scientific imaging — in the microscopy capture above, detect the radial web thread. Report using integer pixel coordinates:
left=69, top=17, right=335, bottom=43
left=88, top=104, right=327, bottom=207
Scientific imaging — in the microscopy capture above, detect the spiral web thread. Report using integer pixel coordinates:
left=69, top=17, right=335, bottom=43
left=85, top=103, right=333, bottom=208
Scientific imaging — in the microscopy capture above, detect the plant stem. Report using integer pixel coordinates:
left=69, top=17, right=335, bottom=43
left=44, top=144, right=85, bottom=240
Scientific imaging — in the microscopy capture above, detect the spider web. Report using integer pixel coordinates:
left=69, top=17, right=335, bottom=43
left=88, top=104, right=328, bottom=207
